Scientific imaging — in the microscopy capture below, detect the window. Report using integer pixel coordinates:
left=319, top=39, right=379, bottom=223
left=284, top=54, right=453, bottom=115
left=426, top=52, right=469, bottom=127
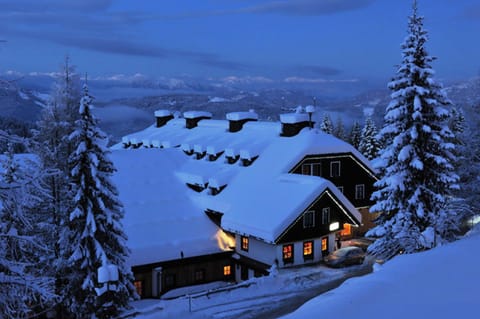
left=134, top=280, right=143, bottom=297
left=302, top=164, right=311, bottom=175
left=340, top=223, right=352, bottom=236
left=303, top=211, right=315, bottom=228
left=355, top=184, right=365, bottom=200
left=321, top=237, right=329, bottom=256
left=223, top=265, right=231, bottom=276
left=337, top=186, right=344, bottom=193
left=194, top=269, right=205, bottom=282
left=282, top=244, right=294, bottom=264
left=330, top=161, right=341, bottom=177
left=303, top=241, right=314, bottom=260
left=241, top=236, right=249, bottom=252
left=322, top=207, right=330, bottom=224
left=301, top=163, right=321, bottom=176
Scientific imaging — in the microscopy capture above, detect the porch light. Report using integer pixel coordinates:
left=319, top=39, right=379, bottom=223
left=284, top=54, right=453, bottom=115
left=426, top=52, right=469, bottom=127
left=329, top=222, right=340, bottom=231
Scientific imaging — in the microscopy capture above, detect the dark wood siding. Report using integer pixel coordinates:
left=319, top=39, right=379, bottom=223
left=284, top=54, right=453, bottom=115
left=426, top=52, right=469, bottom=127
left=290, top=153, right=376, bottom=208
left=132, top=252, right=233, bottom=298
left=276, top=191, right=354, bottom=244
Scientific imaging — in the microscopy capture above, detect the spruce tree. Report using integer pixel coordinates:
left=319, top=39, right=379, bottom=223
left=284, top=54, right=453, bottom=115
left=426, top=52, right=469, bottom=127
left=32, top=55, right=82, bottom=318
left=333, top=116, right=346, bottom=140
left=62, top=83, right=135, bottom=318
left=358, top=116, right=381, bottom=160
left=367, top=1, right=459, bottom=259
left=349, top=120, right=362, bottom=149
left=319, top=113, right=334, bottom=134
left=0, top=140, right=56, bottom=317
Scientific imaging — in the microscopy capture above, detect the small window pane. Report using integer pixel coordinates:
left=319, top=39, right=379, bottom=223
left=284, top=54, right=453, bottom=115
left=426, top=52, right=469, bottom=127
left=322, top=208, right=330, bottom=224
left=303, top=211, right=315, bottom=228
left=241, top=236, right=249, bottom=251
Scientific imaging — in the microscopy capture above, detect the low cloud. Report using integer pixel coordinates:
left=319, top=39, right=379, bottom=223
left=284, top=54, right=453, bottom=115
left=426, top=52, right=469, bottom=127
left=284, top=76, right=358, bottom=83
left=228, top=0, right=375, bottom=16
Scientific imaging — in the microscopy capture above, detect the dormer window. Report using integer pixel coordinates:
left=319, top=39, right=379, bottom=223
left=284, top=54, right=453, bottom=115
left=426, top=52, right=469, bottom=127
left=301, top=163, right=321, bottom=176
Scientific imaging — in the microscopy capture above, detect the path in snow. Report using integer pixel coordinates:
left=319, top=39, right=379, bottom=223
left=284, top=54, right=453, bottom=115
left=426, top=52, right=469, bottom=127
left=127, top=259, right=374, bottom=319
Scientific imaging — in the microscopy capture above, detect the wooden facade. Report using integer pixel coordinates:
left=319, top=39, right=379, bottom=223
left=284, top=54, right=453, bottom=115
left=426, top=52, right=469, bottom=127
left=132, top=252, right=233, bottom=298
left=290, top=152, right=378, bottom=238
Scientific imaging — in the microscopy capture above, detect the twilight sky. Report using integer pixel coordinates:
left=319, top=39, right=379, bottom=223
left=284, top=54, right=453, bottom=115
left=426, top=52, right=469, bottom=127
left=0, top=0, right=479, bottom=84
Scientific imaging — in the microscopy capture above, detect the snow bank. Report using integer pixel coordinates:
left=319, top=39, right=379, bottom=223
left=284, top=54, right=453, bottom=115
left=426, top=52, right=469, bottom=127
left=283, top=232, right=480, bottom=319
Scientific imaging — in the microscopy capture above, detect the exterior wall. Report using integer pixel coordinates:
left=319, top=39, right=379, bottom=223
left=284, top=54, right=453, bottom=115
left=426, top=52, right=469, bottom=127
left=291, top=153, right=376, bottom=209
left=274, top=234, right=335, bottom=268
left=236, top=235, right=276, bottom=266
left=132, top=252, right=233, bottom=298
left=354, top=207, right=379, bottom=237
left=276, top=192, right=353, bottom=244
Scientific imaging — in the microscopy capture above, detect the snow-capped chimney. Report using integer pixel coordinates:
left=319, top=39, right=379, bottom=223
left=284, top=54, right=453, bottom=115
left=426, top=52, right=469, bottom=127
left=154, top=110, right=174, bottom=128
left=279, top=113, right=311, bottom=137
left=183, top=111, right=212, bottom=129
left=226, top=111, right=258, bottom=132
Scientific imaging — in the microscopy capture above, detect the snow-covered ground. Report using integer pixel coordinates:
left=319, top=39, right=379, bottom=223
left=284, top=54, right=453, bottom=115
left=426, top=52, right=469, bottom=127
left=283, top=227, right=480, bottom=319
left=123, top=262, right=371, bottom=319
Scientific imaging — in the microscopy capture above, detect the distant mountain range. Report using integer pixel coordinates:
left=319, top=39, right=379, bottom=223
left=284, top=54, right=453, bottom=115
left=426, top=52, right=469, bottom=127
left=1, top=73, right=479, bottom=143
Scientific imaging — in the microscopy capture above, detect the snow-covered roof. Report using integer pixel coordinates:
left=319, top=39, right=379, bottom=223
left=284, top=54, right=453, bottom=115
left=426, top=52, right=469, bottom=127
left=183, top=111, right=212, bottom=119
left=280, top=113, right=309, bottom=124
left=112, top=117, right=374, bottom=265
left=154, top=109, right=172, bottom=117
left=226, top=111, right=258, bottom=121
left=111, top=149, right=223, bottom=266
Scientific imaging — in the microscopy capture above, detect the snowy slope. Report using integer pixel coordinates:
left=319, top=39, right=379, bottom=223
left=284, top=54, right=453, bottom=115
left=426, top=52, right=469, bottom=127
left=283, top=228, right=480, bottom=319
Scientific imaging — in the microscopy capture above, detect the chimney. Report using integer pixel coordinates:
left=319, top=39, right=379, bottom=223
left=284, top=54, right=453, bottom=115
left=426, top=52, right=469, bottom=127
left=154, top=110, right=174, bottom=128
left=280, top=113, right=311, bottom=137
left=183, top=111, right=212, bottom=129
left=226, top=111, right=258, bottom=132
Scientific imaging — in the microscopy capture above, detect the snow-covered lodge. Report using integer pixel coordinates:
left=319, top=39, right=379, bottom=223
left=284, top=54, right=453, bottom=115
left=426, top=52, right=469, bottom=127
left=111, top=110, right=377, bottom=298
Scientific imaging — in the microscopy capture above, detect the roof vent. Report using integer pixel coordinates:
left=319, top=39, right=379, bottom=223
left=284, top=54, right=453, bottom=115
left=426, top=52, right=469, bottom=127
left=279, top=113, right=311, bottom=137
left=226, top=111, right=258, bottom=132
left=183, top=111, right=212, bottom=129
left=154, top=110, right=174, bottom=128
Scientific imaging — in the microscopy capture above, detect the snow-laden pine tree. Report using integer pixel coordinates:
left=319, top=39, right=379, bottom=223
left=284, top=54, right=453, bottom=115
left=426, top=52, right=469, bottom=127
left=319, top=113, right=334, bottom=134
left=358, top=116, right=381, bottom=160
left=367, top=1, right=459, bottom=259
left=0, top=140, right=56, bottom=318
left=31, top=56, right=82, bottom=317
left=62, top=83, right=135, bottom=318
left=349, top=120, right=362, bottom=149
left=333, top=116, right=346, bottom=140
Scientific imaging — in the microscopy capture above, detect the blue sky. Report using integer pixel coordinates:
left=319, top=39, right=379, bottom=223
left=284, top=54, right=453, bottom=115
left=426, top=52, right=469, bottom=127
left=0, top=0, right=479, bottom=84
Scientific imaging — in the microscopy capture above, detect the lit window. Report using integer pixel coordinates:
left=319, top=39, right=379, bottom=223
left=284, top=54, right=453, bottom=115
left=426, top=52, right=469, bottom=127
left=241, top=236, right=249, bottom=251
left=134, top=280, right=143, bottom=297
left=321, top=237, right=328, bottom=252
left=355, top=184, right=365, bottom=200
left=322, top=207, right=330, bottom=224
left=303, top=211, right=315, bottom=228
left=303, top=241, right=314, bottom=260
left=283, top=244, right=294, bottom=264
left=340, top=223, right=352, bottom=236
left=223, top=265, right=231, bottom=276
left=330, top=161, right=341, bottom=177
